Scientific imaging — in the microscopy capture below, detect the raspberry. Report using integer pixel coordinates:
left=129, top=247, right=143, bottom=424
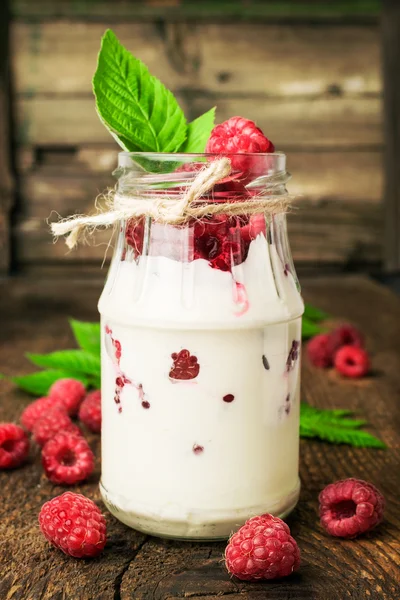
left=307, top=334, right=333, bottom=368
left=49, top=378, right=86, bottom=417
left=319, top=478, right=385, bottom=538
left=78, top=390, right=101, bottom=433
left=225, top=513, right=300, bottom=580
left=193, top=215, right=250, bottom=272
left=42, top=431, right=94, bottom=485
left=206, top=116, right=274, bottom=171
left=39, top=492, right=106, bottom=558
left=21, top=396, right=59, bottom=432
left=334, top=345, right=370, bottom=378
left=32, top=408, right=77, bottom=447
left=327, top=324, right=364, bottom=357
left=240, top=214, right=266, bottom=242
left=0, top=423, right=30, bottom=469
left=125, top=217, right=145, bottom=257
left=169, top=349, right=200, bottom=380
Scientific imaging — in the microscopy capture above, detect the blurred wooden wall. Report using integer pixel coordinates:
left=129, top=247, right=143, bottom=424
left=5, top=0, right=383, bottom=277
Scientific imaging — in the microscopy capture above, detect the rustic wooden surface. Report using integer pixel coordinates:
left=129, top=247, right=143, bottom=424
left=8, top=14, right=383, bottom=273
left=382, top=0, right=400, bottom=272
left=0, top=0, right=13, bottom=275
left=0, top=275, right=399, bottom=599
left=10, top=0, right=381, bottom=21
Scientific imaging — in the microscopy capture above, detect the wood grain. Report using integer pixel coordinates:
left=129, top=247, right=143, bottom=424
left=11, top=22, right=381, bottom=97
left=10, top=0, right=381, bottom=20
left=0, top=0, right=13, bottom=275
left=15, top=94, right=382, bottom=148
left=382, top=0, right=400, bottom=272
left=0, top=275, right=399, bottom=599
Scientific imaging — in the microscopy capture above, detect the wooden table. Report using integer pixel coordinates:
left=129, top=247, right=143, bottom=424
left=0, top=276, right=399, bottom=600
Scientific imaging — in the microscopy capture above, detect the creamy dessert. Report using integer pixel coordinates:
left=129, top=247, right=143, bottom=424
left=99, top=216, right=304, bottom=539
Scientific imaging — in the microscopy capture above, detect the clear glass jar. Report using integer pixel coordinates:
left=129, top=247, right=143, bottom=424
left=99, top=152, right=304, bottom=540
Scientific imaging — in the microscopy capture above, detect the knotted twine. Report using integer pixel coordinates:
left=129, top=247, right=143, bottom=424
left=51, top=157, right=292, bottom=250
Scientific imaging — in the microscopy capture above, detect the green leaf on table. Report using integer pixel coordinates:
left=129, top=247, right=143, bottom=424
left=302, top=318, right=323, bottom=340
left=69, top=319, right=101, bottom=355
left=93, top=29, right=187, bottom=153
left=303, top=303, right=329, bottom=323
left=26, top=350, right=100, bottom=377
left=300, top=403, right=386, bottom=449
left=11, top=370, right=88, bottom=396
left=180, top=107, right=216, bottom=153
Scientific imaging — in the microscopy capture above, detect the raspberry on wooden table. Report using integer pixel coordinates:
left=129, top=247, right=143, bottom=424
left=32, top=408, right=78, bottom=447
left=42, top=431, right=94, bottom=485
left=225, top=513, right=300, bottom=580
left=49, top=378, right=86, bottom=416
left=327, top=324, right=365, bottom=357
left=21, top=396, right=59, bottom=432
left=0, top=423, right=30, bottom=469
left=307, top=334, right=333, bottom=368
left=39, top=492, right=106, bottom=558
left=334, top=345, right=370, bottom=378
left=78, top=390, right=101, bottom=433
left=319, top=478, right=385, bottom=538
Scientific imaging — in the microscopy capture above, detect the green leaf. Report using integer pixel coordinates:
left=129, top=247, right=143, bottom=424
left=180, top=108, right=216, bottom=153
left=300, top=403, right=386, bottom=449
left=300, top=423, right=386, bottom=448
left=11, top=370, right=88, bottom=396
left=69, top=319, right=101, bottom=355
left=26, top=350, right=100, bottom=377
left=303, top=303, right=329, bottom=323
left=93, top=29, right=187, bottom=152
left=88, top=376, right=102, bottom=390
left=302, top=318, right=323, bottom=340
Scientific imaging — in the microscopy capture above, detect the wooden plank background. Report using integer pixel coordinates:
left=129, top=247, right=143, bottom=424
left=8, top=2, right=383, bottom=274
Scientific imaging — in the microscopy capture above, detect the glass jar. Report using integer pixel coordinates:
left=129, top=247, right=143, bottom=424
left=99, top=152, right=304, bottom=540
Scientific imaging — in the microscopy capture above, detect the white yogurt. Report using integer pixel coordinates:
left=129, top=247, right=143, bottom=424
left=99, top=234, right=303, bottom=539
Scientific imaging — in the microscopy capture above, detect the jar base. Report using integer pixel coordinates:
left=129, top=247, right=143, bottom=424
left=100, top=479, right=301, bottom=541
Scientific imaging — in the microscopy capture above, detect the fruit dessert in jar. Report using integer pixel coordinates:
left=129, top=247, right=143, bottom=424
left=98, top=148, right=303, bottom=540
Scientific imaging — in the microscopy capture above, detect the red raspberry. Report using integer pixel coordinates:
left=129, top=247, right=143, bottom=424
left=169, top=349, right=200, bottom=380
left=319, top=478, right=385, bottom=538
left=32, top=408, right=78, bottom=447
left=307, top=334, right=333, bottom=368
left=78, top=390, right=101, bottom=433
left=327, top=324, right=364, bottom=357
left=206, top=116, right=275, bottom=171
left=21, top=396, right=60, bottom=432
left=125, top=217, right=145, bottom=257
left=0, top=423, right=30, bottom=469
left=42, top=431, right=94, bottom=485
left=39, top=492, right=106, bottom=558
left=225, top=513, right=300, bottom=580
left=334, top=345, right=370, bottom=378
left=240, top=214, right=266, bottom=242
left=49, top=378, right=86, bottom=417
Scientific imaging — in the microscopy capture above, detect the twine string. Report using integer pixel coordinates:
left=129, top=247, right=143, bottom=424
left=51, top=157, right=292, bottom=250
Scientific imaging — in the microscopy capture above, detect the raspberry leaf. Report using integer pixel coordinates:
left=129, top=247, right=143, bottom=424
left=302, top=318, right=324, bottom=340
left=26, top=351, right=100, bottom=377
left=300, top=403, right=386, bottom=448
left=93, top=29, right=187, bottom=152
left=180, top=107, right=216, bottom=153
left=69, top=319, right=101, bottom=355
left=303, top=303, right=329, bottom=322
left=12, top=371, right=88, bottom=396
